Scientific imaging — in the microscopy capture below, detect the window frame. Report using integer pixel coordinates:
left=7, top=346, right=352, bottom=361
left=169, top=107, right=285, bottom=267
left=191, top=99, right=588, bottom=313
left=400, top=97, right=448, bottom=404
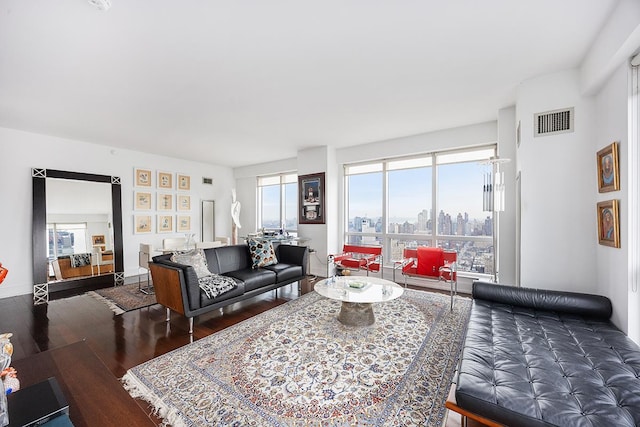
left=344, top=146, right=496, bottom=278
left=257, top=173, right=298, bottom=233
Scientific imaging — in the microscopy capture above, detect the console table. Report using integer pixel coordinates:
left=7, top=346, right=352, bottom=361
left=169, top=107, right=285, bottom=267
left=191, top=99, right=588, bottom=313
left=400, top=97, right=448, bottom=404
left=11, top=341, right=154, bottom=427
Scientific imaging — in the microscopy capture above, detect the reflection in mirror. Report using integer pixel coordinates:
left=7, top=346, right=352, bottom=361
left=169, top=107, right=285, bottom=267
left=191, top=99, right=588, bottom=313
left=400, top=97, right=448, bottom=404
left=32, top=168, right=124, bottom=298
left=46, top=179, right=114, bottom=282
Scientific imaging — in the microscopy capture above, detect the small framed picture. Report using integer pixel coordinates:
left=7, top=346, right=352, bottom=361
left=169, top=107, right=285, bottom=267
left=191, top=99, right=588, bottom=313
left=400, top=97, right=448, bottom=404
left=597, top=199, right=620, bottom=248
left=157, top=171, right=173, bottom=190
left=177, top=174, right=191, bottom=191
left=134, top=191, right=152, bottom=210
left=134, top=168, right=152, bottom=187
left=92, top=235, right=105, bottom=245
left=158, top=193, right=173, bottom=211
left=177, top=215, right=191, bottom=232
left=134, top=215, right=152, bottom=234
left=597, top=142, right=619, bottom=193
left=157, top=215, right=173, bottom=233
left=177, top=194, right=191, bottom=211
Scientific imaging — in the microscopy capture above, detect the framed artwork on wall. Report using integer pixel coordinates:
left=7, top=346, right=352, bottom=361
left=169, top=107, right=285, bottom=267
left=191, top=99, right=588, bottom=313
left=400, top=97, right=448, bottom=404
left=597, top=142, right=619, bottom=193
left=134, top=191, right=152, bottom=210
left=177, top=215, right=191, bottom=232
left=134, top=168, right=152, bottom=187
left=134, top=215, right=152, bottom=234
left=157, top=215, right=173, bottom=233
left=177, top=194, right=191, bottom=211
left=157, top=171, right=173, bottom=190
left=177, top=174, right=191, bottom=191
left=597, top=199, right=620, bottom=248
left=158, top=193, right=174, bottom=211
left=299, top=172, right=325, bottom=224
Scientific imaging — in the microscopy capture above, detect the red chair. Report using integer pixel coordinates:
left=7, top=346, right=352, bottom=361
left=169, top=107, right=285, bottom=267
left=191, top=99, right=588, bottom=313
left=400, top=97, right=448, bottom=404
left=328, top=245, right=383, bottom=278
left=394, top=247, right=457, bottom=309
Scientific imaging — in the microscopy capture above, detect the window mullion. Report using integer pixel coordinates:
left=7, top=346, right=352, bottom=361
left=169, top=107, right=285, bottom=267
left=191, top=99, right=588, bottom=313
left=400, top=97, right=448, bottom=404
left=432, top=154, right=437, bottom=247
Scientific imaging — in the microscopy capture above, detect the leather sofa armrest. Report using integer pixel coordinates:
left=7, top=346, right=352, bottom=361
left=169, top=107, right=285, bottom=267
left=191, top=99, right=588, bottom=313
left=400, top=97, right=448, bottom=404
left=151, top=260, right=201, bottom=311
left=276, top=245, right=309, bottom=276
left=472, top=280, right=612, bottom=319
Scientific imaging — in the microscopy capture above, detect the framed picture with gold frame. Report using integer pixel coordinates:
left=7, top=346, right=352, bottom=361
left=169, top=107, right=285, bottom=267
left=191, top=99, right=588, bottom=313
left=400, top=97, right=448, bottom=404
left=134, top=215, right=152, bottom=234
left=134, top=191, right=152, bottom=210
left=158, top=193, right=173, bottom=211
left=157, top=171, right=173, bottom=190
left=597, top=142, right=619, bottom=193
left=177, top=173, right=191, bottom=191
left=157, top=215, right=173, bottom=233
left=177, top=215, right=191, bottom=232
left=597, top=199, right=620, bottom=248
left=177, top=194, right=191, bottom=211
left=134, top=168, right=152, bottom=187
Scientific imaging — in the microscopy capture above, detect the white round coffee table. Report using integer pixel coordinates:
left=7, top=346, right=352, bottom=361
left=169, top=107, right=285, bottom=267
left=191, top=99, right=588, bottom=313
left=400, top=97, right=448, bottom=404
left=314, top=276, right=404, bottom=326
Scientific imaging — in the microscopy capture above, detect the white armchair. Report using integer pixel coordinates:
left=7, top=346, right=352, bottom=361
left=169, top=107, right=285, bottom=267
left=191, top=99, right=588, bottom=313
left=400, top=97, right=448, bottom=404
left=195, top=241, right=223, bottom=249
left=138, top=243, right=155, bottom=294
left=162, top=238, right=187, bottom=252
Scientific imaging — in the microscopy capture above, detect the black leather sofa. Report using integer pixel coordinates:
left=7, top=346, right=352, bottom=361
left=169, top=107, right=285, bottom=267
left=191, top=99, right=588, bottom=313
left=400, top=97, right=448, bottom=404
left=454, top=280, right=640, bottom=427
left=149, top=243, right=308, bottom=334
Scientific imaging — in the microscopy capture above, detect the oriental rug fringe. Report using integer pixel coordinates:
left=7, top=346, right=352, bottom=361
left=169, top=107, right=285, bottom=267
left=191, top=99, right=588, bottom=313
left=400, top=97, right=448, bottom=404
left=122, top=289, right=471, bottom=426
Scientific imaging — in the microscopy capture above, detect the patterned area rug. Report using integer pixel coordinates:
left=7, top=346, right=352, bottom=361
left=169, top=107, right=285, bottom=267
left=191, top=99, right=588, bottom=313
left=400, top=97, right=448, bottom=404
left=87, top=283, right=157, bottom=314
left=122, top=289, right=471, bottom=426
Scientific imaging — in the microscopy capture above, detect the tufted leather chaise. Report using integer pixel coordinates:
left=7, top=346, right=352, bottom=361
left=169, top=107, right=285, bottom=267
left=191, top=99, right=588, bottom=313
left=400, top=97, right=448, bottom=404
left=454, top=280, right=640, bottom=427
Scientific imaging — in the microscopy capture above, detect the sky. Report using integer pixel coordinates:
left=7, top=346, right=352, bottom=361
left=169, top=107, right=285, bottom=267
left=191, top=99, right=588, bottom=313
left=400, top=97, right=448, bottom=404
left=349, top=162, right=490, bottom=222
left=260, top=160, right=494, bottom=226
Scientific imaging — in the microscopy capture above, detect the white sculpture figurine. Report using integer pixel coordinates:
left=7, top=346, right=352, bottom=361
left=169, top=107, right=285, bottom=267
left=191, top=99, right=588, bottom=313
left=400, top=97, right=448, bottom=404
left=231, top=189, right=241, bottom=244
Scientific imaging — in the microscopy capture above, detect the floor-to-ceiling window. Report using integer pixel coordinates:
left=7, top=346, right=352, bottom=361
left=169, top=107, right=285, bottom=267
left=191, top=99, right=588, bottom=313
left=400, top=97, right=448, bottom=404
left=258, top=173, right=298, bottom=234
left=344, top=146, right=496, bottom=276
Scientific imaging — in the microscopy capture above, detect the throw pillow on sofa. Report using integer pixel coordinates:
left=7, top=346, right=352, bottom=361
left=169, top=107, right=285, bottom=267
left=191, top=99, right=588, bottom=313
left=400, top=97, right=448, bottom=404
left=171, top=249, right=211, bottom=278
left=248, top=238, right=278, bottom=269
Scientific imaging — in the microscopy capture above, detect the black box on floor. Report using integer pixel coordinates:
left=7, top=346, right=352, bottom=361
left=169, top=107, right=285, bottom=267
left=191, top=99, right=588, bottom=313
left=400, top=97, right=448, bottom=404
left=7, top=377, right=69, bottom=427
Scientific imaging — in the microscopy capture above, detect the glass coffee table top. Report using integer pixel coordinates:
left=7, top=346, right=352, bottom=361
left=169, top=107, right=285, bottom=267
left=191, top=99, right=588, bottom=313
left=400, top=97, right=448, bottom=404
left=314, top=276, right=404, bottom=303
left=314, top=277, right=404, bottom=326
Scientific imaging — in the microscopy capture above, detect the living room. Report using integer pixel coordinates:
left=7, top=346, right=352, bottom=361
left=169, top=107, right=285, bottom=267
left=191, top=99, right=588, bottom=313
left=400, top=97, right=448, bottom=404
left=1, top=1, right=639, bottom=426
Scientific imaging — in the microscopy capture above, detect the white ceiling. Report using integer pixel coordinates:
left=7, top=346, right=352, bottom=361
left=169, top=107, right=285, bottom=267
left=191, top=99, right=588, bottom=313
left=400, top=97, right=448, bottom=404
left=0, top=0, right=617, bottom=168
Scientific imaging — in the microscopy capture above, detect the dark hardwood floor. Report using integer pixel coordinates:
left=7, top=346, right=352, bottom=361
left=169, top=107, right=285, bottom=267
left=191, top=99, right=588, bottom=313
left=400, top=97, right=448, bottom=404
left=0, top=278, right=476, bottom=426
left=2, top=279, right=316, bottom=378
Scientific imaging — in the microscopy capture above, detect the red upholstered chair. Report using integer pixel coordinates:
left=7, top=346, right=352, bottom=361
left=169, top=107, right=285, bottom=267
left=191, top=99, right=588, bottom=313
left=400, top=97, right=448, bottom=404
left=327, top=245, right=383, bottom=278
left=394, top=247, right=457, bottom=309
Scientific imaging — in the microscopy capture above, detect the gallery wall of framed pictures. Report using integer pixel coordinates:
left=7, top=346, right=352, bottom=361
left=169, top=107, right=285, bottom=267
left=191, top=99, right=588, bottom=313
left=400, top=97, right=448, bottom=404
left=133, top=168, right=192, bottom=235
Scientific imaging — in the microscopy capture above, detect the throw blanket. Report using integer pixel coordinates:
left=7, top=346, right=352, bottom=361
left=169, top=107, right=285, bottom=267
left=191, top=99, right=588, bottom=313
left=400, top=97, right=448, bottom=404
left=69, top=253, right=91, bottom=268
left=198, top=274, right=237, bottom=299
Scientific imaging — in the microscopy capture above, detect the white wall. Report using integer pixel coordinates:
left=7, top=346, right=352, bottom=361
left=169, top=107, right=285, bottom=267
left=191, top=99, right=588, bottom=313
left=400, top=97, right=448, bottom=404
left=0, top=126, right=234, bottom=298
left=594, top=62, right=632, bottom=334
left=497, top=107, right=517, bottom=285
left=517, top=70, right=597, bottom=293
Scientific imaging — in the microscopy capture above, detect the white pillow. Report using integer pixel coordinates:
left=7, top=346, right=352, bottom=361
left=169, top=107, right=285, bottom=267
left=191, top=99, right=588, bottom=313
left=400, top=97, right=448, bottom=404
left=171, top=249, right=211, bottom=278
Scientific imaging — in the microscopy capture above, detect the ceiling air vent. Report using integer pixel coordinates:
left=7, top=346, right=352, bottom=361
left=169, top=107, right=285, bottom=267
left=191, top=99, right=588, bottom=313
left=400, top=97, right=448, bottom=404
left=203, top=177, right=213, bottom=185
left=534, top=107, right=574, bottom=137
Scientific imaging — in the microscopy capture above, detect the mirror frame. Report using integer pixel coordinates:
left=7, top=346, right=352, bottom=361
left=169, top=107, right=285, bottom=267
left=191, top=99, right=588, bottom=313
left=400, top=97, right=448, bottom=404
left=32, top=168, right=124, bottom=294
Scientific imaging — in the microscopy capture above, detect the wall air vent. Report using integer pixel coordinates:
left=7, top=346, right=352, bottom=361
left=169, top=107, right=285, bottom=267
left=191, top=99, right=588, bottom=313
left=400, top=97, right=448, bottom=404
left=203, top=177, right=213, bottom=185
left=534, top=107, right=574, bottom=137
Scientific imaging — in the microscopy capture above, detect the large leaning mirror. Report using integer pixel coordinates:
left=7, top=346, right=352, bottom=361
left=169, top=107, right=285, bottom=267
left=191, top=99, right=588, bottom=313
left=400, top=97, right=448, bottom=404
left=32, top=169, right=124, bottom=298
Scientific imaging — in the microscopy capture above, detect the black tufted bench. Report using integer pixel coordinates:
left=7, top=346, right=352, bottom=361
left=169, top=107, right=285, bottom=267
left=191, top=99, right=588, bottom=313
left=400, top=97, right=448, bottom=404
left=452, top=280, right=640, bottom=427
